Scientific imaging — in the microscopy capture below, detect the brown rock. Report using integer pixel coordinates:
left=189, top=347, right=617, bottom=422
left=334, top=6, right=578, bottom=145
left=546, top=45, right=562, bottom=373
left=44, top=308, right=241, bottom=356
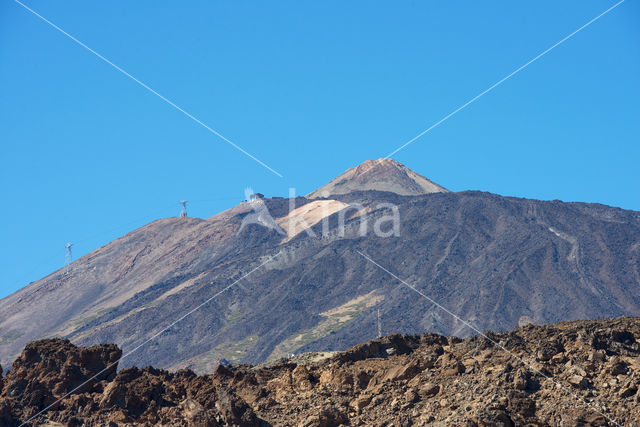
left=314, top=407, right=348, bottom=427
left=513, top=369, right=529, bottom=390
left=551, top=353, right=567, bottom=364
left=473, top=408, right=514, bottom=426
left=179, top=398, right=219, bottom=427
left=213, top=364, right=234, bottom=379
left=536, top=342, right=562, bottom=361
left=438, top=353, right=465, bottom=376
left=568, top=374, right=588, bottom=389
left=619, top=385, right=637, bottom=398
left=354, top=370, right=372, bottom=389
left=3, top=317, right=640, bottom=426
left=319, top=365, right=353, bottom=387
left=215, top=387, right=265, bottom=426
left=418, top=382, right=440, bottom=397
left=422, top=349, right=442, bottom=368
left=353, top=394, right=372, bottom=410
left=588, top=350, right=606, bottom=363
left=5, top=338, right=122, bottom=416
left=570, top=366, right=587, bottom=377
left=463, top=357, right=480, bottom=373
left=383, top=359, right=421, bottom=382
left=292, top=365, right=314, bottom=391
left=442, top=361, right=465, bottom=376
left=607, top=356, right=628, bottom=375
left=507, top=390, right=536, bottom=418
left=12, top=339, right=121, bottom=395
left=404, top=389, right=418, bottom=404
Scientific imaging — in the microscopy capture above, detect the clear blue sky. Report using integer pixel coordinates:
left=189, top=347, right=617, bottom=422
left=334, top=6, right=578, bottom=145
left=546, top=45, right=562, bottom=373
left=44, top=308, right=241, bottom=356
left=1, top=0, right=638, bottom=299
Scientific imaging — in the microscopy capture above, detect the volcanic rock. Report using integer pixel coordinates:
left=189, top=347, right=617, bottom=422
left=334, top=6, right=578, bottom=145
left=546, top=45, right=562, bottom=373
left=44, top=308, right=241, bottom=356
left=1, top=317, right=640, bottom=425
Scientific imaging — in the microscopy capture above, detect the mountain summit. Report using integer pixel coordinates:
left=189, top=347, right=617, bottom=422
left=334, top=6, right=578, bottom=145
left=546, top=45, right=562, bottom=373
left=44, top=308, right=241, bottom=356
left=307, top=158, right=448, bottom=198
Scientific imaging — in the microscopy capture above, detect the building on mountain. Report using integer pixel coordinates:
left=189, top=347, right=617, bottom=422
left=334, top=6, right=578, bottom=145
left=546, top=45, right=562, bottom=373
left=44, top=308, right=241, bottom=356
left=249, top=193, right=264, bottom=202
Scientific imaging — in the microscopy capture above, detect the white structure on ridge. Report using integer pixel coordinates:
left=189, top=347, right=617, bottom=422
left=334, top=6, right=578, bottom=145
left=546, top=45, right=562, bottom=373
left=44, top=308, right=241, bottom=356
left=64, top=243, right=73, bottom=274
left=65, top=243, right=73, bottom=265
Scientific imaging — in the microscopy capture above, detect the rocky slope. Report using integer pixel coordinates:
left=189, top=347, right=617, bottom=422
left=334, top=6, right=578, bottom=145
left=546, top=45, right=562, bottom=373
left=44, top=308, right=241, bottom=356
left=1, top=160, right=639, bottom=372
left=1, top=317, right=639, bottom=426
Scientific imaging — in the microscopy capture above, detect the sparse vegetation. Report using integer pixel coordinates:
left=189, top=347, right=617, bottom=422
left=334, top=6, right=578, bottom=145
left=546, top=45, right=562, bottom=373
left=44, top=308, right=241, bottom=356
left=268, top=291, right=383, bottom=360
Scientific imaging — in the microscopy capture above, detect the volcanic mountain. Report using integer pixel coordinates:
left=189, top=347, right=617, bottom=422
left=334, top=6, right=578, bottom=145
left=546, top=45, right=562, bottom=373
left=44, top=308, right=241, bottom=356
left=1, top=160, right=639, bottom=373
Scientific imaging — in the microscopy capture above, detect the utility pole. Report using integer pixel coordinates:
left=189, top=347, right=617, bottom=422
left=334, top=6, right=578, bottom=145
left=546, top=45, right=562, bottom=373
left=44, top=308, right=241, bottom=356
left=65, top=243, right=73, bottom=274
left=377, top=307, right=382, bottom=338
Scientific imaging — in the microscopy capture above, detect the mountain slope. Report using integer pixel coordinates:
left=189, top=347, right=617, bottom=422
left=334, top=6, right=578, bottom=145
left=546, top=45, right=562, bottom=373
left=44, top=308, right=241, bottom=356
left=1, top=160, right=639, bottom=372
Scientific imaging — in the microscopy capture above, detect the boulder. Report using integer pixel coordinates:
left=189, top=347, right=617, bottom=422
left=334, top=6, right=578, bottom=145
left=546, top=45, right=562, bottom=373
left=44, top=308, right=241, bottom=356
left=383, top=359, right=421, bottom=382
left=567, top=375, right=588, bottom=389
left=11, top=339, right=121, bottom=396
left=619, top=385, right=637, bottom=398
left=215, top=387, right=266, bottom=426
left=418, top=382, right=440, bottom=397
left=291, top=365, right=314, bottom=391
left=606, top=356, right=628, bottom=375
left=513, top=369, right=529, bottom=390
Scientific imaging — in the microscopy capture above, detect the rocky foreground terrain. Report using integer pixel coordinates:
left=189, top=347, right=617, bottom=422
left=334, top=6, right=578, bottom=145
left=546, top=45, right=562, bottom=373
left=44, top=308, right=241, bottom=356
left=1, top=317, right=639, bottom=426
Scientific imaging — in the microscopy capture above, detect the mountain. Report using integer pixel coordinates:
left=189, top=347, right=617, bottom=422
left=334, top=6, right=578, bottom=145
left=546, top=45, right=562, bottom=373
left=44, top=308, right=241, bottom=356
left=2, top=316, right=639, bottom=425
left=307, top=158, right=448, bottom=198
left=1, top=160, right=639, bottom=372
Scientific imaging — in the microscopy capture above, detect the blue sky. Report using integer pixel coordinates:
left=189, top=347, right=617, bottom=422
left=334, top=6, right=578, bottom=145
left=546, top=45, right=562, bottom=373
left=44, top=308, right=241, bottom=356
left=1, top=0, right=638, bottom=298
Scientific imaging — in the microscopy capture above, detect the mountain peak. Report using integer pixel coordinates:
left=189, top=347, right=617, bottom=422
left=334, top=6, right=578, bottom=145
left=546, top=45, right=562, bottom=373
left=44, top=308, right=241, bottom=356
left=307, top=158, right=448, bottom=198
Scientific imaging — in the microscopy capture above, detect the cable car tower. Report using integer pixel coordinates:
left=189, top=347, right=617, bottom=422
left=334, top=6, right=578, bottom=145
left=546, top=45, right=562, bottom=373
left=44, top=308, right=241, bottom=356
left=65, top=243, right=73, bottom=274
